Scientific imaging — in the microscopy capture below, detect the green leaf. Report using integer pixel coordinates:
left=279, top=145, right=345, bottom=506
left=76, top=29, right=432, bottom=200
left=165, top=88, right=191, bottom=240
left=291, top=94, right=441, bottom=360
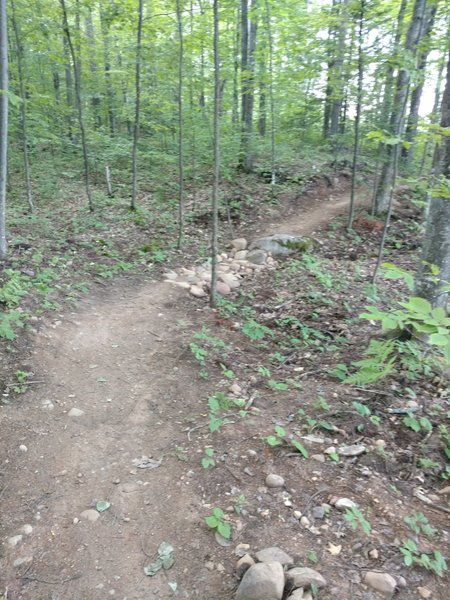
left=429, top=333, right=448, bottom=347
left=217, top=520, right=231, bottom=539
left=274, top=425, right=286, bottom=437
left=205, top=516, right=218, bottom=528
left=291, top=440, right=309, bottom=458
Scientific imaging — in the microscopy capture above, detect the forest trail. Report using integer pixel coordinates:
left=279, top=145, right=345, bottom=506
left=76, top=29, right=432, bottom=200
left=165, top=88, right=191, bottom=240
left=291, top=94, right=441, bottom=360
left=0, top=190, right=354, bottom=600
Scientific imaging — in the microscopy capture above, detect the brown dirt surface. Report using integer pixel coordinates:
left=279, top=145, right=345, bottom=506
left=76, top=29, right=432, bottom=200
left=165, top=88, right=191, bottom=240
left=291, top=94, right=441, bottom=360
left=1, top=186, right=449, bottom=600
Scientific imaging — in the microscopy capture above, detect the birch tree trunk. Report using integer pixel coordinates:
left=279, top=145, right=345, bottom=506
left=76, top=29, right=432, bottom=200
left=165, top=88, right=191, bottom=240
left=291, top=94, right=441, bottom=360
left=415, top=50, right=450, bottom=308
left=0, top=0, right=8, bottom=259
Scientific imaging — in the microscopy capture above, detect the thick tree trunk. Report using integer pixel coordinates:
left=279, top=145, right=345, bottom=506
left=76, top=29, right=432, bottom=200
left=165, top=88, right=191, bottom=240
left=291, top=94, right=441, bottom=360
left=131, top=0, right=144, bottom=210
left=374, top=0, right=428, bottom=215
left=329, top=0, right=349, bottom=137
left=415, top=51, right=450, bottom=308
left=99, top=4, right=116, bottom=136
left=0, top=0, right=8, bottom=259
left=240, top=0, right=257, bottom=172
left=419, top=56, right=445, bottom=176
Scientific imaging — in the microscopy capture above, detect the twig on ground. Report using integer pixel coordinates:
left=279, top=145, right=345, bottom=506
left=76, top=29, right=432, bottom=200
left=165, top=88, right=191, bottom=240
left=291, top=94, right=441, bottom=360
left=20, top=573, right=81, bottom=585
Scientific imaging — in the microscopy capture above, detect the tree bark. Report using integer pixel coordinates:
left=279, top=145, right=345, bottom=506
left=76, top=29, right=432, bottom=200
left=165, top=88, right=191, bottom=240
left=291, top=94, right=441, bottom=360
left=239, top=0, right=257, bottom=172
left=0, top=0, right=8, bottom=259
left=11, top=0, right=34, bottom=212
left=176, top=0, right=184, bottom=249
left=131, top=0, right=144, bottom=210
left=329, top=0, right=349, bottom=138
left=99, top=4, right=116, bottom=136
left=210, top=0, right=220, bottom=308
left=415, top=50, right=450, bottom=308
left=374, top=0, right=428, bottom=215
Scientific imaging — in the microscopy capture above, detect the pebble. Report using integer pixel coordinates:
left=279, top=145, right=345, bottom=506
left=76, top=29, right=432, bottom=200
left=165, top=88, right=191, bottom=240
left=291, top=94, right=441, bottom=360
left=311, top=454, right=325, bottom=463
left=41, top=399, right=54, bottom=410
left=235, top=543, right=251, bottom=557
left=216, top=281, right=231, bottom=295
left=13, top=556, right=33, bottom=567
left=417, top=587, right=432, bottom=599
left=231, top=238, right=247, bottom=251
left=255, top=547, right=293, bottom=565
left=229, top=383, right=242, bottom=395
left=293, top=510, right=302, bottom=520
left=363, top=571, right=396, bottom=594
left=19, top=444, right=28, bottom=452
left=236, top=562, right=285, bottom=600
left=234, top=250, right=248, bottom=260
left=338, top=444, right=366, bottom=457
left=368, top=548, right=379, bottom=559
left=68, top=407, right=84, bottom=417
left=80, top=509, right=100, bottom=522
left=8, top=535, right=23, bottom=547
left=205, top=561, right=215, bottom=571
left=215, top=531, right=231, bottom=547
left=236, top=554, right=255, bottom=578
left=286, top=567, right=327, bottom=589
left=265, top=474, right=285, bottom=488
left=300, top=516, right=311, bottom=527
left=21, top=524, right=33, bottom=535
left=189, top=285, right=206, bottom=298
left=334, top=498, right=357, bottom=511
left=312, top=506, right=325, bottom=520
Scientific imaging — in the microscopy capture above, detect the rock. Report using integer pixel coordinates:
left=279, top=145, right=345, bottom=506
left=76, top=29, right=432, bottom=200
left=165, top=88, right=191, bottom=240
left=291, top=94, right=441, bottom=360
left=21, top=524, right=33, bottom=535
left=8, top=535, right=23, bottom=547
left=165, top=280, right=190, bottom=289
left=397, top=576, right=407, bottom=588
left=311, top=454, right=325, bottom=463
left=229, top=383, right=242, bottom=395
left=41, top=399, right=54, bottom=410
left=189, top=285, right=206, bottom=298
left=247, top=249, right=267, bottom=265
left=368, top=548, right=379, bottom=559
left=163, top=270, right=178, bottom=280
left=363, top=572, right=396, bottom=595
left=286, top=590, right=304, bottom=600
left=215, top=531, right=232, bottom=547
left=231, top=238, right=248, bottom=251
left=235, top=250, right=248, bottom=260
left=300, top=516, right=311, bottom=527
left=285, top=567, right=327, bottom=590
left=219, top=273, right=241, bottom=289
left=205, top=561, right=215, bottom=571
left=265, top=474, right=285, bottom=488
left=438, top=485, right=450, bottom=495
left=19, top=444, right=28, bottom=452
left=68, top=407, right=84, bottom=417
left=235, top=543, right=251, bottom=557
left=255, top=547, right=293, bottom=566
left=80, top=509, right=100, bottom=522
left=338, top=444, right=366, bottom=457
left=301, top=434, right=328, bottom=444
left=249, top=234, right=312, bottom=258
left=236, top=562, right=285, bottom=600
left=311, top=506, right=325, bottom=520
left=13, top=556, right=33, bottom=568
left=417, top=587, right=432, bottom=599
left=237, top=554, right=255, bottom=578
left=334, top=498, right=357, bottom=511
left=216, top=281, right=231, bottom=295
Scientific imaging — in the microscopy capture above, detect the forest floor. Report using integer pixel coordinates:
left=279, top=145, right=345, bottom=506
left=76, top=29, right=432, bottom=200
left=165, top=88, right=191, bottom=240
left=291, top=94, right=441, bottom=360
left=0, top=172, right=449, bottom=600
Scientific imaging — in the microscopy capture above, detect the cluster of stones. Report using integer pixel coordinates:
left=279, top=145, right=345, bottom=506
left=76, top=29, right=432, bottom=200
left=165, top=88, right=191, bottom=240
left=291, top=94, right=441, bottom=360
left=163, top=237, right=278, bottom=298
left=234, top=545, right=326, bottom=600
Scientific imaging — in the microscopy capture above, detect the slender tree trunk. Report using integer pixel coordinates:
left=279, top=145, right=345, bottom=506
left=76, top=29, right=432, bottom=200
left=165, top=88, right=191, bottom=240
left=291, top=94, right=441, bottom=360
left=240, top=0, right=257, bottom=172
left=11, top=0, right=33, bottom=212
left=60, top=0, right=93, bottom=211
left=85, top=8, right=101, bottom=129
left=419, top=56, right=445, bottom=176
left=100, top=4, right=116, bottom=136
left=131, top=0, right=144, bottom=210
left=348, top=0, right=364, bottom=230
left=402, top=2, right=437, bottom=166
left=210, top=0, right=220, bottom=308
left=264, top=0, right=275, bottom=188
left=329, top=0, right=349, bottom=138
left=0, top=0, right=8, bottom=259
left=188, top=0, right=197, bottom=208
left=176, top=0, right=184, bottom=249
left=232, top=5, right=240, bottom=127
left=374, top=0, right=428, bottom=215
left=63, top=33, right=74, bottom=139
left=415, top=50, right=450, bottom=308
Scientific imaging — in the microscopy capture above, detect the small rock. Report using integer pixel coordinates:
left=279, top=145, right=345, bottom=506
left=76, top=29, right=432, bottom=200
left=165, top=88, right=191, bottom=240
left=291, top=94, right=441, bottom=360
left=13, top=556, right=33, bottom=568
left=247, top=249, right=267, bottom=265
left=215, top=531, right=231, bottom=547
left=287, top=590, right=304, bottom=600
left=311, top=506, right=325, bottom=520
left=265, top=474, right=285, bottom=488
left=8, top=535, right=23, bottom=547
left=68, top=407, right=84, bottom=417
left=300, top=516, right=311, bottom=527
left=229, top=383, right=242, bottom=395
left=363, top=572, right=396, bottom=595
left=334, top=498, right=357, bottom=511
left=165, top=280, right=190, bottom=289
left=216, top=281, right=231, bottom=295
left=438, top=485, right=450, bottom=495
left=236, top=562, right=285, bottom=600
left=417, top=586, right=432, bottom=599
left=397, top=576, right=407, bottom=588
left=255, top=547, right=293, bottom=565
left=235, top=543, right=251, bottom=557
left=205, top=561, right=215, bottom=571
left=21, top=524, right=33, bottom=535
left=163, top=270, right=178, bottom=280
left=311, top=454, right=325, bottom=463
left=19, top=444, right=28, bottom=452
left=235, top=250, right=248, bottom=260
left=237, top=554, right=255, bottom=578
left=301, top=434, right=327, bottom=444
left=189, top=285, right=206, bottom=298
left=368, top=548, right=379, bottom=559
left=286, top=567, right=327, bottom=589
left=41, top=399, right=54, bottom=410
left=293, top=510, right=302, bottom=520
left=338, top=444, right=366, bottom=457
left=217, top=563, right=225, bottom=573
left=231, top=238, right=247, bottom=251
left=80, top=509, right=100, bottom=522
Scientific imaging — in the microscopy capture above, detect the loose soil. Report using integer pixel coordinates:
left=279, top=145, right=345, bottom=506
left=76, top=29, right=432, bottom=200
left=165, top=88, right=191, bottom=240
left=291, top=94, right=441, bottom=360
left=1, top=184, right=449, bottom=600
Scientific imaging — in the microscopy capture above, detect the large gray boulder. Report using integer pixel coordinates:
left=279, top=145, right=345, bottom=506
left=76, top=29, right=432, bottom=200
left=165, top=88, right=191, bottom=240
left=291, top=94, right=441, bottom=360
left=236, top=562, right=285, bottom=600
left=248, top=235, right=312, bottom=258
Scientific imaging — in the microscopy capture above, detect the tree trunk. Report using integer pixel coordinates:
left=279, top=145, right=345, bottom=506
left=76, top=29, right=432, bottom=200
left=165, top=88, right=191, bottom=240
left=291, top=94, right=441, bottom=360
left=414, top=50, right=450, bottom=308
left=402, top=2, right=437, bottom=166
left=85, top=8, right=101, bottom=129
left=176, top=0, right=184, bottom=249
left=131, top=0, right=144, bottom=210
left=419, top=55, right=445, bottom=176
left=62, top=32, right=74, bottom=139
left=99, top=4, right=116, bottom=136
left=264, top=0, right=275, bottom=188
left=240, top=0, right=257, bottom=172
left=374, top=0, right=428, bottom=215
left=210, top=0, right=220, bottom=308
left=60, top=0, right=93, bottom=211
left=329, top=0, right=349, bottom=138
left=0, top=0, right=8, bottom=259
left=11, top=0, right=34, bottom=212
left=232, top=5, right=240, bottom=127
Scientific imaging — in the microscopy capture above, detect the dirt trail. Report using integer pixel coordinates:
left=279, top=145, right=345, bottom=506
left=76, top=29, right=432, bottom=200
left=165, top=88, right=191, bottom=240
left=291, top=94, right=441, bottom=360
left=0, top=192, right=352, bottom=600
